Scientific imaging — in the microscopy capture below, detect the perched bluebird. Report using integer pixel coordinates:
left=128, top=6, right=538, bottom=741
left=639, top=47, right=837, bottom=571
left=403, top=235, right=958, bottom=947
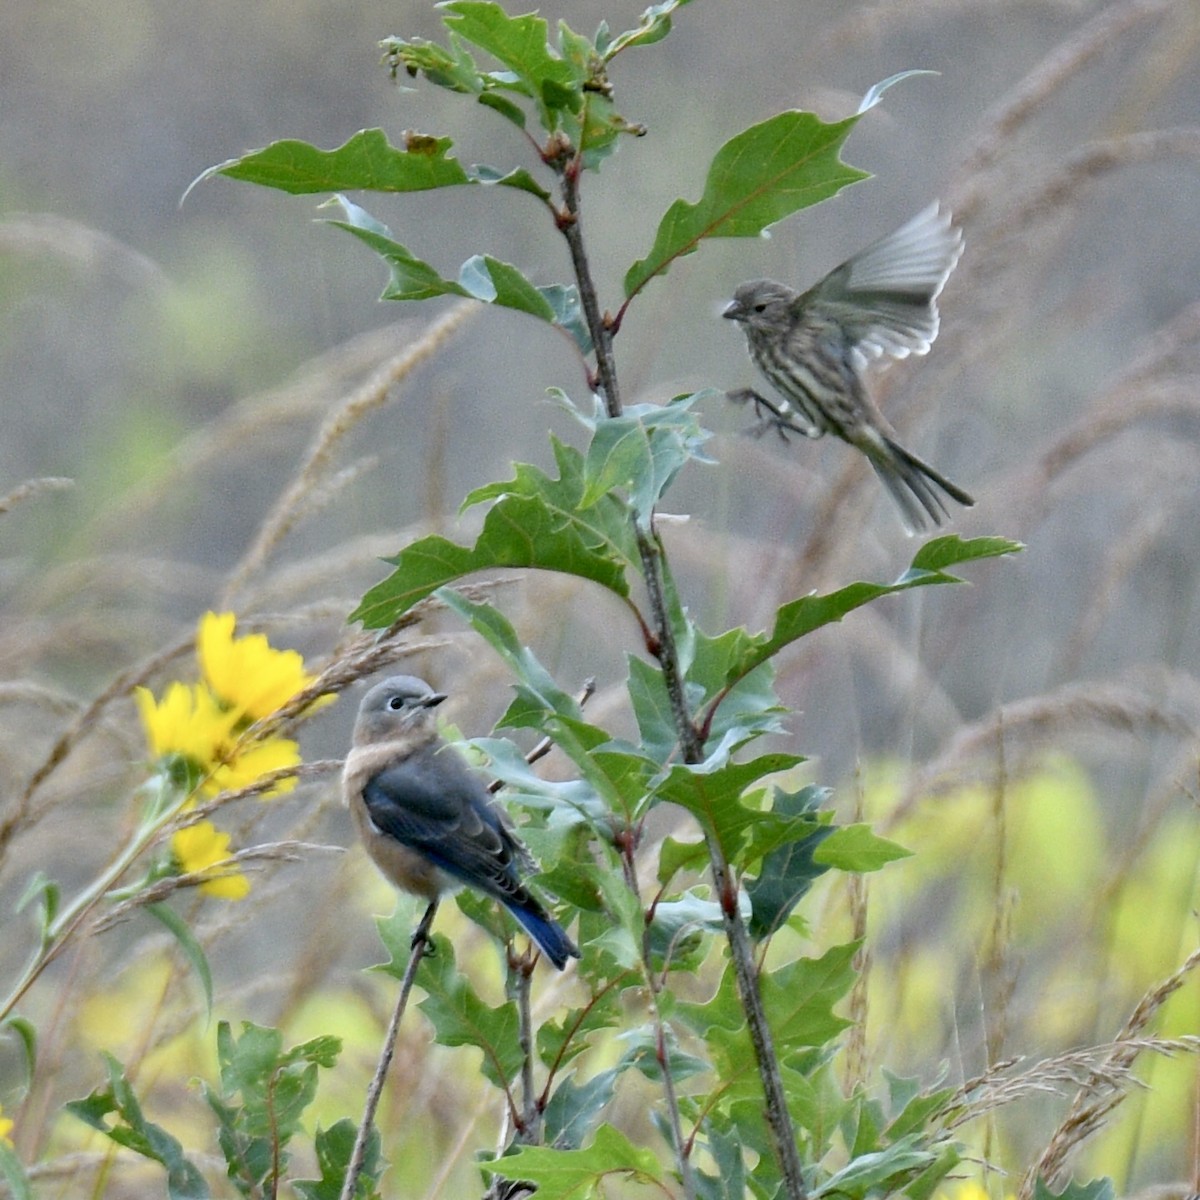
left=342, top=675, right=578, bottom=970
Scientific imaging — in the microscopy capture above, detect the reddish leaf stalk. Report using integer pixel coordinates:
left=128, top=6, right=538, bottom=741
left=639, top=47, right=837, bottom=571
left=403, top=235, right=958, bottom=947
left=553, top=147, right=809, bottom=1200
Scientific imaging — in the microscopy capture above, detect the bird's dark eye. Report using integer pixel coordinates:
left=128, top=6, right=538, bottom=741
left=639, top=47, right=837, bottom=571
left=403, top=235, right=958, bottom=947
left=386, top=695, right=407, bottom=711
left=752, top=302, right=768, bottom=314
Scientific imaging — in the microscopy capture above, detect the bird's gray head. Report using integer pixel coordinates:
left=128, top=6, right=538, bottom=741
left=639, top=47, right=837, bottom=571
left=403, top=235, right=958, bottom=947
left=723, top=280, right=796, bottom=332
left=354, top=675, right=447, bottom=743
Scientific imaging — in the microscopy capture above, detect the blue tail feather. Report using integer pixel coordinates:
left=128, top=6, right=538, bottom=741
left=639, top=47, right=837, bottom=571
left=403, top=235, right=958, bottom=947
left=506, top=901, right=578, bottom=970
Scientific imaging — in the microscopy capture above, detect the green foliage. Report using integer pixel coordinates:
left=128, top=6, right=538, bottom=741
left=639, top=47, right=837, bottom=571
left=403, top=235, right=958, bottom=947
left=0, top=1143, right=32, bottom=1200
left=541, top=1068, right=621, bottom=1150
left=207, top=127, right=475, bottom=194
left=47, top=4, right=1029, bottom=1199
left=654, top=752, right=807, bottom=861
left=67, top=1053, right=210, bottom=1200
left=328, top=196, right=592, bottom=350
left=2, top=1015, right=37, bottom=1086
left=145, top=901, right=213, bottom=1017
left=487, top=1123, right=667, bottom=1198
left=623, top=109, right=867, bottom=299
left=351, top=439, right=639, bottom=627
left=745, top=784, right=831, bottom=939
left=16, top=871, right=59, bottom=952
left=813, top=823, right=912, bottom=873
left=294, top=1120, right=381, bottom=1200
left=715, top=535, right=1020, bottom=691
left=577, top=394, right=714, bottom=531
left=415, top=935, right=525, bottom=1091
left=201, top=1022, right=342, bottom=1198
left=282, top=10, right=1020, bottom=1189
left=66, top=1027, right=358, bottom=1200
left=203, top=7, right=924, bottom=335
left=381, top=1, right=658, bottom=166
left=622, top=69, right=936, bottom=301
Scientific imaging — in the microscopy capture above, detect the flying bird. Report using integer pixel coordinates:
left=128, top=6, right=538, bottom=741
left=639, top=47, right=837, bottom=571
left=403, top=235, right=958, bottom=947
left=724, top=203, right=973, bottom=533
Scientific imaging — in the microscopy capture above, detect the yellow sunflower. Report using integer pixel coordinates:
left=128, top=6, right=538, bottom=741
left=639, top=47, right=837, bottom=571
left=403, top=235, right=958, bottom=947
left=171, top=821, right=251, bottom=900
left=135, top=681, right=299, bottom=797
left=197, top=611, right=318, bottom=721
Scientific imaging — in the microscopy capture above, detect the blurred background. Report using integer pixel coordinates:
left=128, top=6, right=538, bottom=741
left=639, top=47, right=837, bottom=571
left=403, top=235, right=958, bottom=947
left=2, top=0, right=1200, bottom=1193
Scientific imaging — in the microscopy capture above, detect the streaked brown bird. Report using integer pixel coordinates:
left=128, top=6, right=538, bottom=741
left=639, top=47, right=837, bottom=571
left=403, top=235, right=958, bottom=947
left=723, top=203, right=973, bottom=533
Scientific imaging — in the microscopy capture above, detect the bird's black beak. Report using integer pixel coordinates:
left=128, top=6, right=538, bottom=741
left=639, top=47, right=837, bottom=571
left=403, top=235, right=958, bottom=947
left=722, top=300, right=742, bottom=321
left=422, top=692, right=448, bottom=708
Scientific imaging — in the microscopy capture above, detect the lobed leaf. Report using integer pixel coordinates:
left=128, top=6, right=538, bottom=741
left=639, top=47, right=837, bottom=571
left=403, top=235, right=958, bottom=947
left=416, top=934, right=525, bottom=1090
left=293, top=1119, right=381, bottom=1200
left=542, top=1068, right=621, bottom=1150
left=624, top=109, right=867, bottom=299
left=720, top=536, right=1021, bottom=689
left=204, top=128, right=472, bottom=195
left=443, top=2, right=583, bottom=124
left=486, top=1124, right=665, bottom=1197
left=537, top=991, right=624, bottom=1073
left=623, top=70, right=942, bottom=300
left=579, top=394, right=714, bottom=529
left=654, top=751, right=804, bottom=863
left=67, top=1054, right=210, bottom=1200
left=745, top=785, right=831, bottom=940
left=208, top=1019, right=340, bottom=1173
left=597, top=0, right=695, bottom=59
left=761, top=942, right=858, bottom=1052
left=813, top=823, right=912, bottom=873
left=352, top=440, right=638, bottom=628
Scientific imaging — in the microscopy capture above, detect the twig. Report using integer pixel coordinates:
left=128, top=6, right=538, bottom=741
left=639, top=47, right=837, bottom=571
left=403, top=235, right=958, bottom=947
left=618, top=844, right=698, bottom=1200
left=557, top=162, right=620, bottom=417
left=339, top=900, right=439, bottom=1200
left=843, top=772, right=870, bottom=1095
left=708, top=833, right=808, bottom=1198
left=553, top=139, right=808, bottom=1200
left=94, top=841, right=344, bottom=932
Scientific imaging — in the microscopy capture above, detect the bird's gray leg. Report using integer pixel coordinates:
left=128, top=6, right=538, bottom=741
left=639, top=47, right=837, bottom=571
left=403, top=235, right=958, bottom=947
left=411, top=900, right=439, bottom=955
left=726, top=387, right=817, bottom=442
